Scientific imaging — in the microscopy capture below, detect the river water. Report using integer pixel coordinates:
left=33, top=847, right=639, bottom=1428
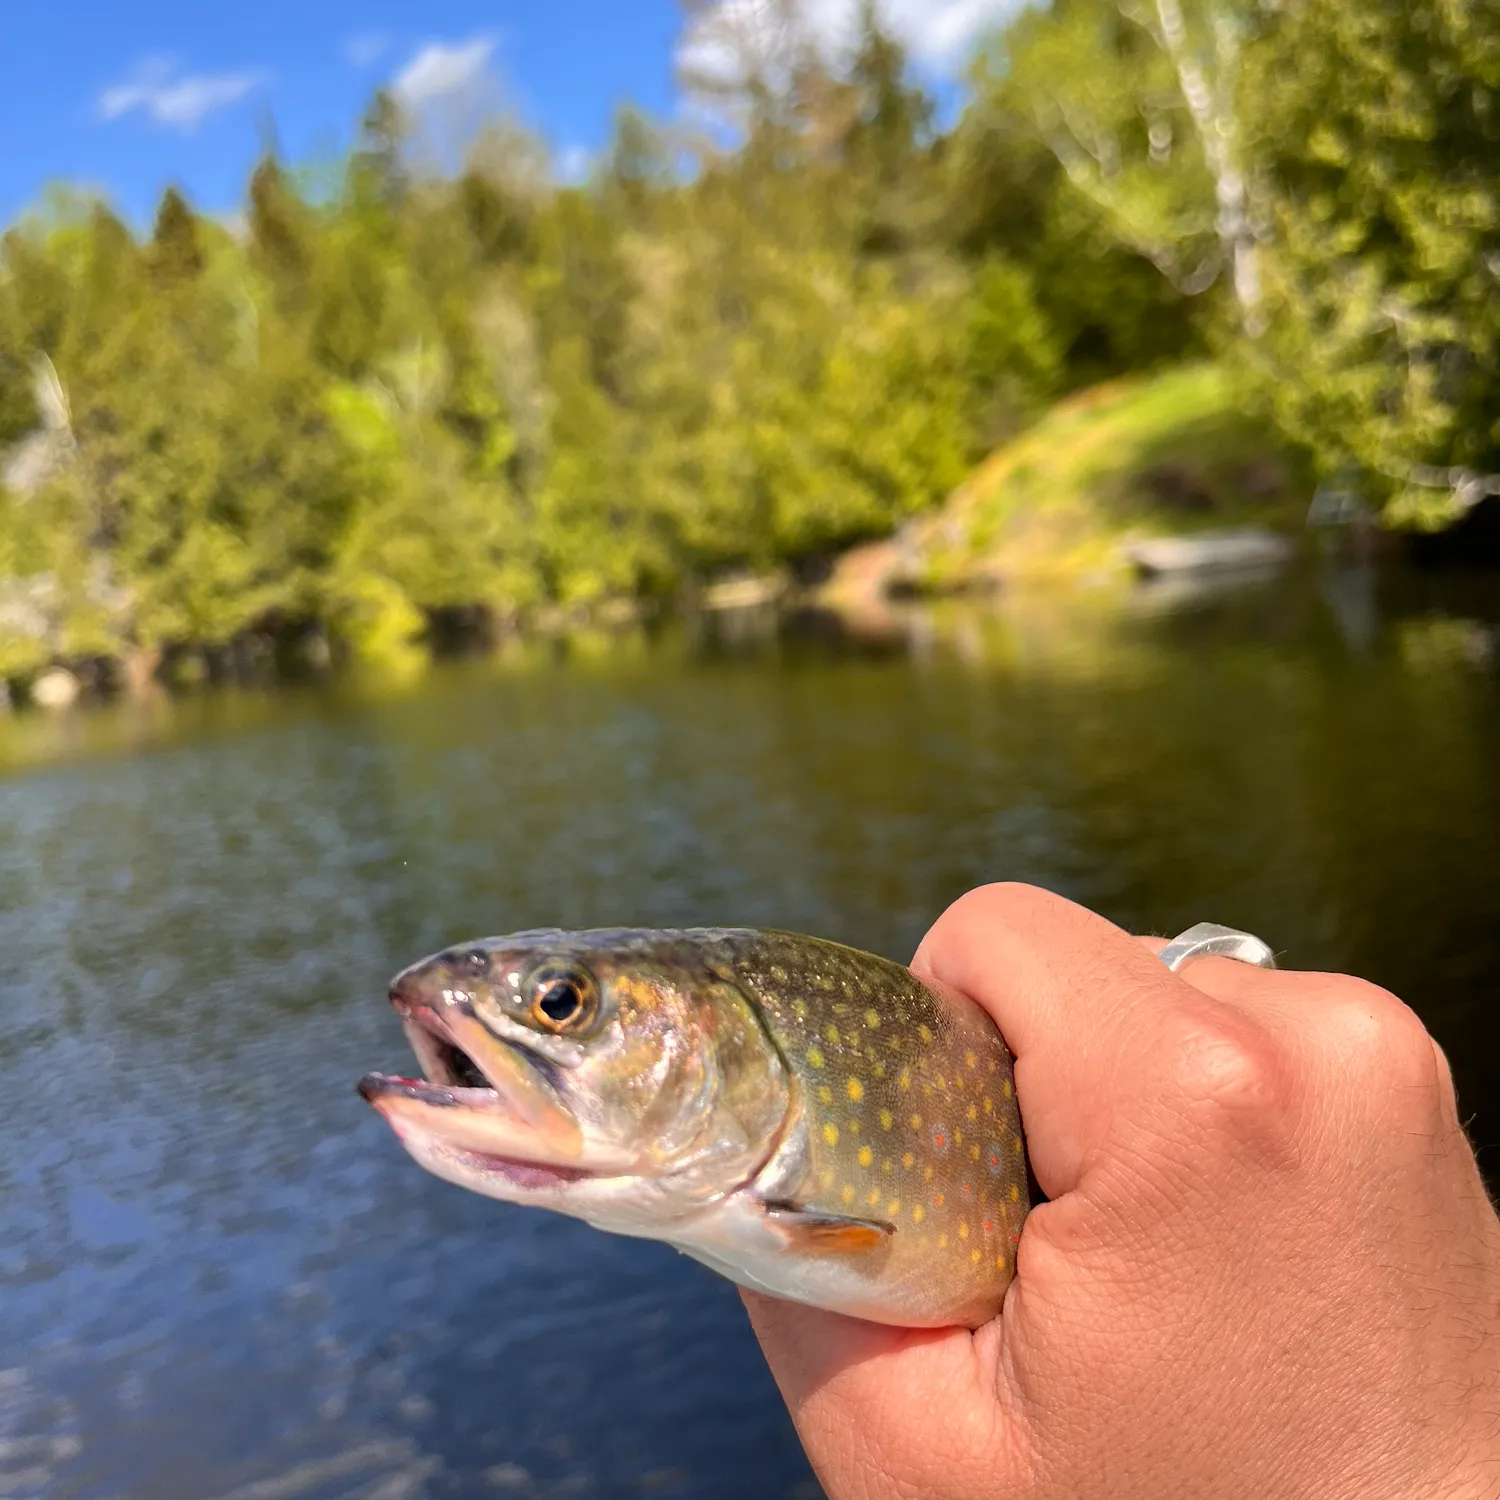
left=2, top=562, right=1497, bottom=1500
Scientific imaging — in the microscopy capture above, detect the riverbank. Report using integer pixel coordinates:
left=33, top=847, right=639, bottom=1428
left=817, top=364, right=1312, bottom=610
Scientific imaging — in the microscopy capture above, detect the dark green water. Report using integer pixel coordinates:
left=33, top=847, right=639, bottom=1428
left=2, top=562, right=1497, bottom=1500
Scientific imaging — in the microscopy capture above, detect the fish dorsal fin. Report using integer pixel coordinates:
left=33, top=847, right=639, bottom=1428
left=764, top=1202, right=894, bottom=1255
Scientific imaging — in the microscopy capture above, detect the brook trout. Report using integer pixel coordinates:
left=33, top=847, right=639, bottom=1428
left=358, top=929, right=1028, bottom=1328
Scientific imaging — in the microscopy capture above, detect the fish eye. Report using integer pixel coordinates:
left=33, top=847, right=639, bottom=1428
left=526, top=965, right=598, bottom=1035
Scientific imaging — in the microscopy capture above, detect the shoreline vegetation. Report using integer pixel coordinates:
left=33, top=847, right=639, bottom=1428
left=2, top=0, right=1495, bottom=708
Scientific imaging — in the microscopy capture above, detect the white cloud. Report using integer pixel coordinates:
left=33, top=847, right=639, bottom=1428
left=99, top=57, right=268, bottom=133
left=343, top=32, right=391, bottom=68
left=677, top=0, right=1021, bottom=87
left=556, top=144, right=592, bottom=185
left=392, top=35, right=497, bottom=112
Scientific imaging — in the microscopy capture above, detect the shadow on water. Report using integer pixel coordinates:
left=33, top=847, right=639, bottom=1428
left=1, top=560, right=1497, bottom=1499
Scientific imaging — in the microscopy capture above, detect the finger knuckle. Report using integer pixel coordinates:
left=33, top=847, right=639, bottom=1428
left=1160, top=1004, right=1299, bottom=1130
left=1312, top=975, right=1441, bottom=1101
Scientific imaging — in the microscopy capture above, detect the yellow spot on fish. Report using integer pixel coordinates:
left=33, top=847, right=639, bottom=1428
left=917, top=1023, right=933, bottom=1044
left=988, top=1058, right=998, bottom=1074
left=879, top=1109, right=893, bottom=1130
left=909, top=1113, right=921, bottom=1129
left=967, top=1104, right=977, bottom=1122
left=858, top=1146, right=873, bottom=1167
left=1014, top=1138, right=1023, bottom=1155
left=823, top=1123, right=839, bottom=1147
left=817, top=1085, right=833, bottom=1105
left=983, top=1097, right=994, bottom=1116
left=923, top=1165, right=934, bottom=1181
left=846, top=1078, right=864, bottom=1102
left=902, top=1151, right=915, bottom=1169
left=872, top=1062, right=886, bottom=1079
left=791, top=998, right=806, bottom=1019
left=971, top=1249, right=981, bottom=1264
left=847, top=1120, right=860, bottom=1136
left=995, top=1255, right=1007, bottom=1270
left=959, top=1221, right=969, bottom=1240
left=886, top=1201, right=900, bottom=1218
left=954, top=1129, right=964, bottom=1146
left=882, top=1159, right=893, bottom=1174
left=833, top=1003, right=849, bottom=1017
left=866, top=1187, right=881, bottom=1207
left=898, top=1067, right=912, bottom=1090
left=807, top=1046, right=825, bottom=1069
left=938, top=1234, right=949, bottom=1249
left=864, top=1009, right=880, bottom=1029
left=817, top=1167, right=836, bottom=1189
left=970, top=1145, right=980, bottom=1161
left=771, top=965, right=789, bottom=983
left=825, top=1024, right=840, bottom=1045
left=912, top=1204, right=925, bottom=1223
left=965, top=1050, right=977, bottom=1069
left=1003, top=1080, right=1013, bottom=1100
left=841, top=1184, right=855, bottom=1205
left=1010, top=1184, right=1021, bottom=1202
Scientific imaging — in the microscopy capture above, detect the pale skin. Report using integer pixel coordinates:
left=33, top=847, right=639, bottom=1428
left=744, top=884, right=1500, bottom=1500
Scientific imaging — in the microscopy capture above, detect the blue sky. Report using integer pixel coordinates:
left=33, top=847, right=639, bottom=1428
left=2, top=0, right=1019, bottom=230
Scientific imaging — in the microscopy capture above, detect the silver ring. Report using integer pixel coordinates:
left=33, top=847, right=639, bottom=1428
left=1158, top=921, right=1277, bottom=973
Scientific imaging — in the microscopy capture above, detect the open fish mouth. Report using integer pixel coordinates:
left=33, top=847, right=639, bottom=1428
left=359, top=1001, right=593, bottom=1188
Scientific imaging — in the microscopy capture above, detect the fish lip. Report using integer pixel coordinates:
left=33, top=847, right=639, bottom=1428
left=364, top=995, right=599, bottom=1170
left=357, top=1075, right=592, bottom=1190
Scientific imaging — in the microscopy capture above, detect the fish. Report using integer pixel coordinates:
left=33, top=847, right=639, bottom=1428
left=358, top=928, right=1029, bottom=1328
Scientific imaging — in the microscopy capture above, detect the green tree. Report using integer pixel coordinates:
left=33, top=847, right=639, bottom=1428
left=1242, top=0, right=1500, bottom=523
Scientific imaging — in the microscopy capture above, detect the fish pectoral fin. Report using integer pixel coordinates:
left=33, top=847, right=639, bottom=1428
left=763, top=1202, right=894, bottom=1255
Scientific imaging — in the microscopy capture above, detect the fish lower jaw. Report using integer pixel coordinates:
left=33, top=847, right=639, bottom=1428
left=394, top=1125, right=593, bottom=1199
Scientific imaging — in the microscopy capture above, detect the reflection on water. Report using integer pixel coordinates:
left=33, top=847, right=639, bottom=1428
left=1, top=564, right=1497, bottom=1500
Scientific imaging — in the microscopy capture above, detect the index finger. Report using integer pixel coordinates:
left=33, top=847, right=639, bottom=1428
left=912, top=883, right=1211, bottom=1198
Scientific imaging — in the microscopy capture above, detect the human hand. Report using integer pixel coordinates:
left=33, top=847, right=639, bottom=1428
left=745, top=884, right=1500, bottom=1500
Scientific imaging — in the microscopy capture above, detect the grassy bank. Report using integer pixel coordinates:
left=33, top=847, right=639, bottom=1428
left=826, top=365, right=1311, bottom=602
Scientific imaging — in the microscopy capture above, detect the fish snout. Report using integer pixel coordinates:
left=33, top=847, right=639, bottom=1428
left=387, top=966, right=427, bottom=1015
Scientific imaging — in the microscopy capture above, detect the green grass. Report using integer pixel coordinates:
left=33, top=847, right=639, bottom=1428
left=910, top=364, right=1310, bottom=587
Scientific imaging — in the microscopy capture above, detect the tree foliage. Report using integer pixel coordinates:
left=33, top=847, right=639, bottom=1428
left=3, top=0, right=1488, bottom=685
